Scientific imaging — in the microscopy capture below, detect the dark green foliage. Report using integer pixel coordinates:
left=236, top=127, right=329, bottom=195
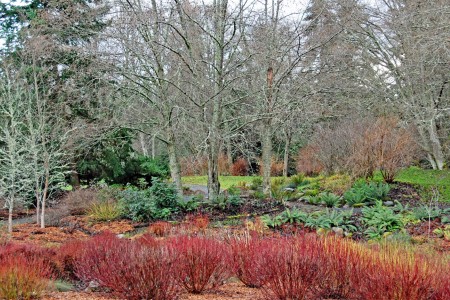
left=77, top=128, right=169, bottom=185
left=319, top=192, right=342, bottom=207
left=119, top=178, right=179, bottom=222
left=149, top=178, right=178, bottom=209
left=280, top=209, right=308, bottom=224
left=305, top=209, right=356, bottom=232
left=177, top=199, right=200, bottom=212
left=362, top=201, right=403, bottom=239
left=344, top=180, right=390, bottom=206
left=261, top=214, right=284, bottom=228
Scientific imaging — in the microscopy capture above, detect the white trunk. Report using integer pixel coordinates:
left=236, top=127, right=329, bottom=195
left=40, top=157, right=50, bottom=228
left=139, top=132, right=148, bottom=156
left=8, top=203, right=13, bottom=234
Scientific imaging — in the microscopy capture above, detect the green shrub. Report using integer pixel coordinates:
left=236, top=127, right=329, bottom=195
left=362, top=201, right=403, bottom=239
left=148, top=178, right=178, bottom=210
left=119, top=179, right=179, bottom=221
left=119, top=189, right=154, bottom=221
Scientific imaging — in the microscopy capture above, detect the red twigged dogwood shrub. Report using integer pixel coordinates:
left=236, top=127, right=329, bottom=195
left=231, top=238, right=270, bottom=288
left=259, top=235, right=323, bottom=300
left=75, top=232, right=180, bottom=300
left=168, top=236, right=232, bottom=294
left=55, top=239, right=86, bottom=280
left=0, top=243, right=53, bottom=300
left=352, top=246, right=448, bottom=300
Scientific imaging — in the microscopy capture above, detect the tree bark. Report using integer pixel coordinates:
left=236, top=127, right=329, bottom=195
left=262, top=66, right=274, bottom=195
left=428, top=119, right=445, bottom=170
left=40, top=155, right=49, bottom=228
left=167, top=131, right=183, bottom=197
left=8, top=202, right=13, bottom=234
left=283, top=131, right=291, bottom=177
left=139, top=132, right=149, bottom=156
left=261, top=121, right=272, bottom=195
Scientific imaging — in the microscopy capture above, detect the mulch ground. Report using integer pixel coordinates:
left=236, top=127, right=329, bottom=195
left=43, top=281, right=263, bottom=300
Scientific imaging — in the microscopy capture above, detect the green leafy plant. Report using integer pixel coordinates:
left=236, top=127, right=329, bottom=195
left=344, top=181, right=391, bottom=206
left=211, top=195, right=228, bottom=210
left=249, top=177, right=262, bottom=190
left=119, top=179, right=179, bottom=221
left=252, top=190, right=266, bottom=200
left=305, top=195, right=322, bottom=205
left=280, top=209, right=308, bottom=224
left=304, top=209, right=356, bottom=232
left=319, top=192, right=342, bottom=207
left=227, top=195, right=243, bottom=207
left=261, top=215, right=283, bottom=228
left=433, top=225, right=450, bottom=240
left=412, top=205, right=443, bottom=221
left=343, top=188, right=367, bottom=206
left=227, top=185, right=241, bottom=196
left=305, top=211, right=333, bottom=229
left=289, top=174, right=306, bottom=186
left=177, top=199, right=200, bottom=212
left=148, top=178, right=178, bottom=210
left=362, top=201, right=403, bottom=239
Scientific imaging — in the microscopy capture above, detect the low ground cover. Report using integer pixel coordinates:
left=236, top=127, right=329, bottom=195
left=1, top=168, right=450, bottom=299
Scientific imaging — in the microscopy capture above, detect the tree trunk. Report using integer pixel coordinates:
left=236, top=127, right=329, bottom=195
left=428, top=119, right=445, bottom=170
left=167, top=132, right=183, bottom=197
left=35, top=192, right=40, bottom=225
left=418, top=119, right=445, bottom=170
left=262, top=66, right=274, bottom=195
left=152, top=134, right=156, bottom=159
left=207, top=107, right=222, bottom=199
left=8, top=203, right=13, bottom=234
left=207, top=138, right=221, bottom=199
left=139, top=132, right=148, bottom=156
left=40, top=157, right=49, bottom=228
left=283, top=132, right=291, bottom=177
left=261, top=122, right=272, bottom=195
left=206, top=0, right=226, bottom=200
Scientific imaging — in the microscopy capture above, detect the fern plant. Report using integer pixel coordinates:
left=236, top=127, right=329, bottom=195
left=319, top=192, right=342, bottom=207
left=280, top=209, right=308, bottom=224
left=261, top=215, right=283, bottom=228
